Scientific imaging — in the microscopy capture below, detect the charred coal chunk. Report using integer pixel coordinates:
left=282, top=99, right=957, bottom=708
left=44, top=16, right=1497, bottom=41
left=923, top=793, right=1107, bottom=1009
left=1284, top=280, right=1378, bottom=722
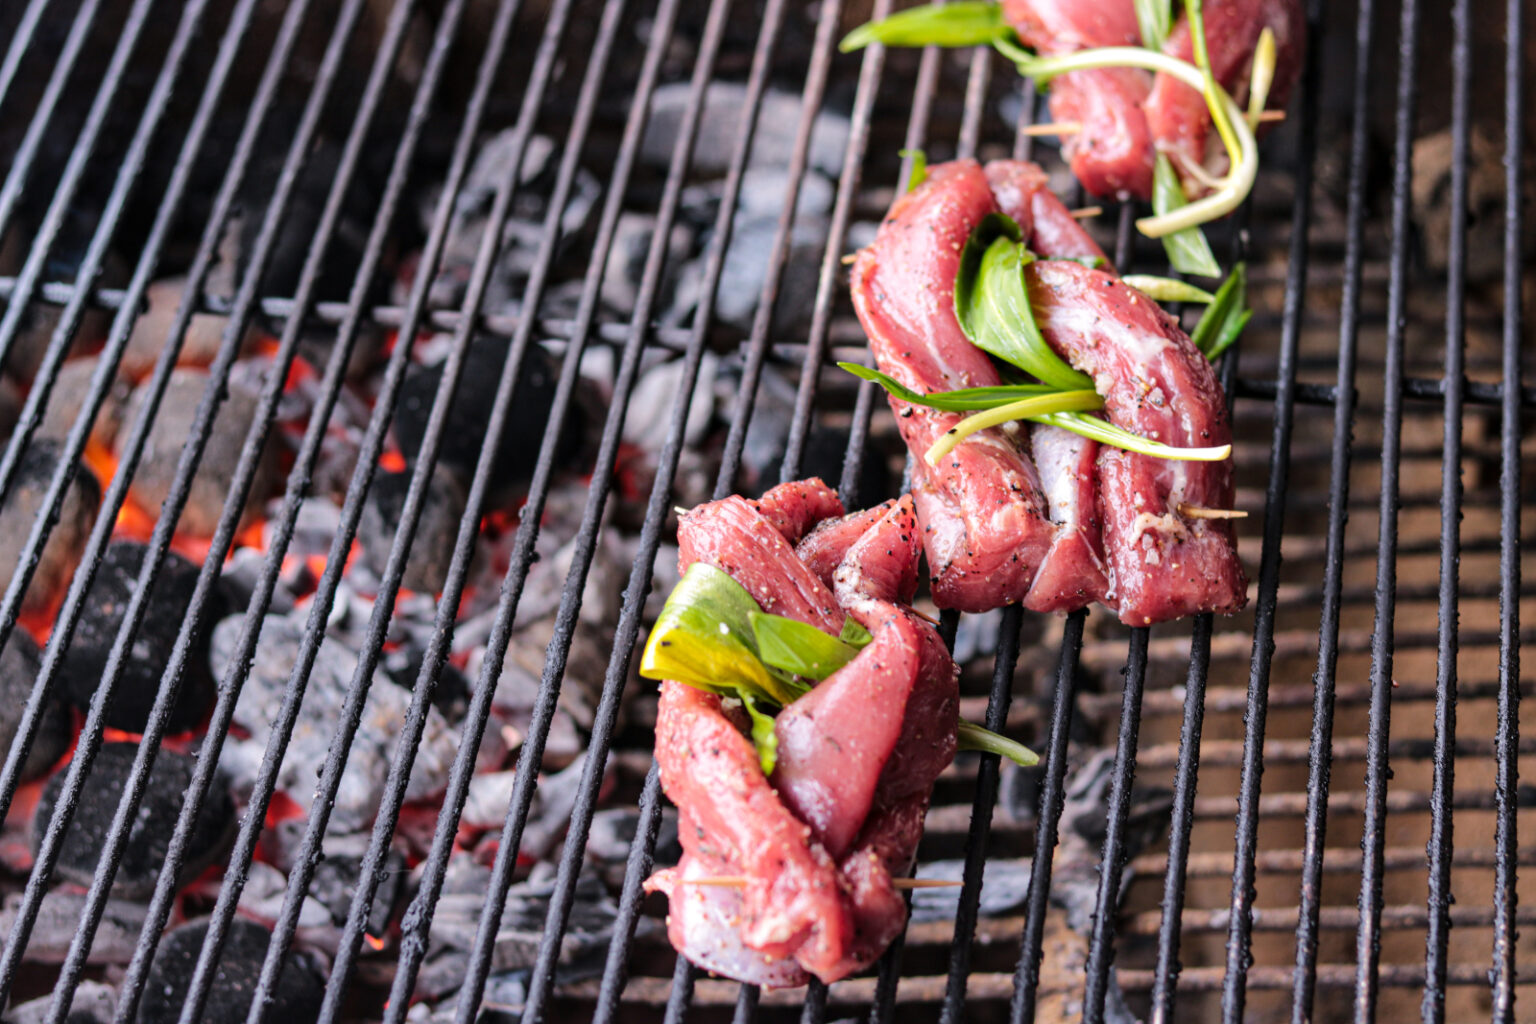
left=0, top=440, right=101, bottom=616
left=392, top=337, right=580, bottom=498
left=32, top=742, right=235, bottom=900
left=359, top=461, right=467, bottom=594
left=118, top=367, right=278, bottom=538
left=0, top=630, right=71, bottom=780
left=58, top=541, right=221, bottom=734
left=136, top=918, right=325, bottom=1024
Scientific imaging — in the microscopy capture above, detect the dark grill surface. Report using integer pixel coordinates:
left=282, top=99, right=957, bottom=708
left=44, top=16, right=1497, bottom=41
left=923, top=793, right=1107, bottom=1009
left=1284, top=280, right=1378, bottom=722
left=0, top=1, right=1528, bottom=1022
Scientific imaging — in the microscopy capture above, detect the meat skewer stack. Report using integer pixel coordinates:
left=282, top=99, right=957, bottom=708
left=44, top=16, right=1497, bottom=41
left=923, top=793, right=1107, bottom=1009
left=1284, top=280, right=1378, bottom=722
left=645, top=480, right=959, bottom=986
left=852, top=157, right=1247, bottom=624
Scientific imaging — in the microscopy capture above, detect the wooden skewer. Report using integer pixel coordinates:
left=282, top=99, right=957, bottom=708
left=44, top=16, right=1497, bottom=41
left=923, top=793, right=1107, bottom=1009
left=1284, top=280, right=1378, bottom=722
left=1177, top=502, right=1248, bottom=520
left=1067, top=205, right=1103, bottom=220
left=841, top=252, right=858, bottom=265
left=684, top=876, right=963, bottom=890
left=908, top=606, right=942, bottom=626
left=1257, top=109, right=1286, bottom=123
left=1019, top=120, right=1082, bottom=137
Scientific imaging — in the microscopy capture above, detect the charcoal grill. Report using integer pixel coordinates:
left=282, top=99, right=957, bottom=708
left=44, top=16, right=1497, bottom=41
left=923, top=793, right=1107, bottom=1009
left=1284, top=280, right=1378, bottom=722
left=0, top=0, right=1527, bottom=1021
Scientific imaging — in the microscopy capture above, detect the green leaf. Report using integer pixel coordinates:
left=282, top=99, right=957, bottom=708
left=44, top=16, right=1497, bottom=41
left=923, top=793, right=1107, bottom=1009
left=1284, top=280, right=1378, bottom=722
left=838, top=362, right=1060, bottom=412
left=751, top=612, right=862, bottom=682
left=742, top=694, right=780, bottom=775
left=1189, top=262, right=1250, bottom=360
left=640, top=564, right=806, bottom=707
left=1134, top=0, right=1173, bottom=50
left=840, top=2, right=1007, bottom=53
left=925, top=390, right=1105, bottom=465
left=1120, top=275, right=1216, bottom=304
left=899, top=148, right=928, bottom=192
left=957, top=721, right=1039, bottom=767
left=954, top=215, right=1095, bottom=391
left=1152, top=155, right=1221, bottom=278
left=1032, top=411, right=1232, bottom=461
left=839, top=617, right=874, bottom=648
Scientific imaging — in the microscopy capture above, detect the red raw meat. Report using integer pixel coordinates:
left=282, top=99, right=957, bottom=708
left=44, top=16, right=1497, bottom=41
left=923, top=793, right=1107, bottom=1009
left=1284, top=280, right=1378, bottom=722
left=649, top=482, right=958, bottom=985
left=1028, top=260, right=1248, bottom=622
left=1001, top=0, right=1305, bottom=200
left=851, top=158, right=1113, bottom=613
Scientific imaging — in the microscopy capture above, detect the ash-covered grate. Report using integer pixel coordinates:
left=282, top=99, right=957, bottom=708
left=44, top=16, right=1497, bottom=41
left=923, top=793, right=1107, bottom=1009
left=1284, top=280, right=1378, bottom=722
left=0, top=0, right=1528, bottom=1023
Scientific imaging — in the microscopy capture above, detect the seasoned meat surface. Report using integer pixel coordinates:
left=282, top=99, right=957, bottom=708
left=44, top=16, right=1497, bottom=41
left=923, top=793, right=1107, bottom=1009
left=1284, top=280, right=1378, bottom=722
left=649, top=482, right=958, bottom=985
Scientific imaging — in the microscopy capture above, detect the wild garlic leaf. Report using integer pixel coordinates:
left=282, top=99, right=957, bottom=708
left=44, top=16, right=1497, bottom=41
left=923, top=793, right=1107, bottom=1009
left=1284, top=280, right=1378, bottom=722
left=742, top=694, right=781, bottom=775
left=838, top=362, right=1060, bottom=412
left=1190, top=262, right=1251, bottom=360
left=840, top=2, right=1007, bottom=53
left=899, top=148, right=929, bottom=192
left=751, top=612, right=862, bottom=683
left=839, top=617, right=874, bottom=648
left=1134, top=0, right=1174, bottom=50
left=957, top=721, right=1040, bottom=767
left=640, top=563, right=806, bottom=707
left=1152, top=155, right=1221, bottom=278
left=1032, top=411, right=1231, bottom=462
left=954, top=215, right=1094, bottom=392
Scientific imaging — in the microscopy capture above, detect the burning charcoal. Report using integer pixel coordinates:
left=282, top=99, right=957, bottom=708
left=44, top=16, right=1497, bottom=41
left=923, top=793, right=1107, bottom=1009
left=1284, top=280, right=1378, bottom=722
left=619, top=351, right=717, bottom=457
left=212, top=610, right=460, bottom=831
left=359, top=461, right=468, bottom=594
left=952, top=607, right=1005, bottom=666
left=258, top=822, right=406, bottom=939
left=908, top=858, right=1033, bottom=923
left=600, top=212, right=693, bottom=315
left=392, top=338, right=578, bottom=497
left=586, top=807, right=680, bottom=883
left=31, top=742, right=235, bottom=900
left=0, top=630, right=70, bottom=780
left=0, top=889, right=149, bottom=964
left=0, top=374, right=20, bottom=442
left=59, top=541, right=220, bottom=734
left=219, top=547, right=296, bottom=618
left=426, top=132, right=600, bottom=313
left=640, top=84, right=850, bottom=176
left=4, top=251, right=128, bottom=384
left=464, top=753, right=611, bottom=863
left=4, top=980, right=115, bottom=1024
left=419, top=867, right=641, bottom=1001
left=121, top=277, right=263, bottom=382
left=237, top=860, right=336, bottom=942
left=710, top=217, right=823, bottom=334
left=0, top=440, right=101, bottom=616
left=135, top=918, right=325, bottom=1024
left=118, top=368, right=277, bottom=538
left=719, top=362, right=891, bottom=501
left=35, top=357, right=132, bottom=453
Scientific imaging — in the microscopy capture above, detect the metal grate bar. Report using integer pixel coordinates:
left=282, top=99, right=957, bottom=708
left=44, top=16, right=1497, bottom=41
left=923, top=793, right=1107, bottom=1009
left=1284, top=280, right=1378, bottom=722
left=939, top=603, right=1025, bottom=1021
left=1423, top=0, right=1473, bottom=1017
left=1491, top=0, right=1525, bottom=1015
left=1214, top=0, right=1323, bottom=1016
left=1082, top=626, right=1150, bottom=1020
left=433, top=0, right=686, bottom=1016
left=585, top=0, right=791, bottom=1015
left=512, top=0, right=737, bottom=1018
left=1010, top=610, right=1085, bottom=1023
left=0, top=0, right=370, bottom=1006
left=1151, top=612, right=1213, bottom=1023
left=1354, top=0, right=1419, bottom=1016
left=0, top=0, right=105, bottom=249
left=0, top=0, right=54, bottom=115
left=1290, top=0, right=1379, bottom=1011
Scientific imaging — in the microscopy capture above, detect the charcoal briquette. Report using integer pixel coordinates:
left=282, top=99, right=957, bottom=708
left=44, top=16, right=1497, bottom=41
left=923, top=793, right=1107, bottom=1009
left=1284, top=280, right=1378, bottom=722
left=59, top=541, right=221, bottom=734
left=32, top=742, right=234, bottom=900
left=136, top=918, right=325, bottom=1024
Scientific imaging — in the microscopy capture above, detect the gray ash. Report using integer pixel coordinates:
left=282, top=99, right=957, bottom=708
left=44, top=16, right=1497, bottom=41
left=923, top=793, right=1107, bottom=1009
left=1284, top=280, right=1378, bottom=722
left=58, top=541, right=221, bottom=735
left=32, top=742, right=234, bottom=900
left=136, top=918, right=325, bottom=1024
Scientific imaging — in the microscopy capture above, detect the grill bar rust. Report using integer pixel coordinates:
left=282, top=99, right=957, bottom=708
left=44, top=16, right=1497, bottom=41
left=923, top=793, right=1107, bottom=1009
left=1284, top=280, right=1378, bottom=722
left=0, top=1, right=1526, bottom=1022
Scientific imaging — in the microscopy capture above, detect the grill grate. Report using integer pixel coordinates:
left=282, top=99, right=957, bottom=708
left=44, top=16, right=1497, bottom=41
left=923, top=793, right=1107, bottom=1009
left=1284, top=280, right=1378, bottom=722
left=0, top=1, right=1528, bottom=1022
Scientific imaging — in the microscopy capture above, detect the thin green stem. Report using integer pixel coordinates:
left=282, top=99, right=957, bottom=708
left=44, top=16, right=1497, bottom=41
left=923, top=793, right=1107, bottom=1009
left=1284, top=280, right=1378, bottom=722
left=925, top=390, right=1103, bottom=465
